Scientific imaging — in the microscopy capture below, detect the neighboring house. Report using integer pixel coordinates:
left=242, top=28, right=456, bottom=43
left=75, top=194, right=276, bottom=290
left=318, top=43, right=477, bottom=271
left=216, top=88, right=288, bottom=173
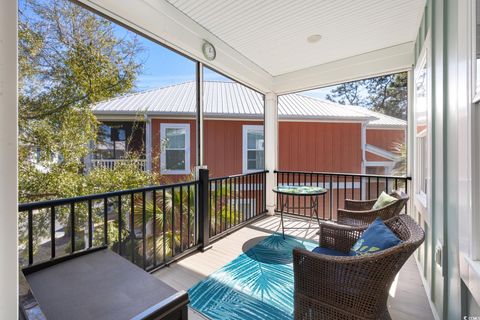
left=90, top=81, right=406, bottom=179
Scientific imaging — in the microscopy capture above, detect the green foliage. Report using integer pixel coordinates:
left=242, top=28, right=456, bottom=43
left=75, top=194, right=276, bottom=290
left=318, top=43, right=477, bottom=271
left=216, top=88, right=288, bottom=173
left=18, top=0, right=145, bottom=202
left=209, top=182, right=242, bottom=233
left=391, top=141, right=407, bottom=176
left=326, top=72, right=408, bottom=120
left=17, top=0, right=150, bottom=264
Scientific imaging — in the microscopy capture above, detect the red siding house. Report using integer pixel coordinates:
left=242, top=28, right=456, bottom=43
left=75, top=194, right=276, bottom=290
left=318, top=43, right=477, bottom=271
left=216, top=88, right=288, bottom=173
left=90, top=81, right=406, bottom=179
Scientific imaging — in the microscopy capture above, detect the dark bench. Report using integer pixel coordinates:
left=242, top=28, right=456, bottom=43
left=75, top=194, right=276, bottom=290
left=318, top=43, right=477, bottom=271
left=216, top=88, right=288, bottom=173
left=20, top=249, right=188, bottom=320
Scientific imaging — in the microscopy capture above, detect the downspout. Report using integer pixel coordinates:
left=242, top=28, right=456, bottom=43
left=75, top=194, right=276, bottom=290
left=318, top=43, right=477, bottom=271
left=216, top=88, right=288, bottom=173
left=361, top=121, right=367, bottom=174
left=361, top=121, right=367, bottom=199
left=145, top=114, right=152, bottom=172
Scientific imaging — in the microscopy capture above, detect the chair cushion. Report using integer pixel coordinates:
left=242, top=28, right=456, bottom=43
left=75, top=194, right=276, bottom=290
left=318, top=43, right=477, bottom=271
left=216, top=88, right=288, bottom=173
left=312, top=246, right=349, bottom=256
left=350, top=218, right=401, bottom=256
left=372, top=191, right=397, bottom=210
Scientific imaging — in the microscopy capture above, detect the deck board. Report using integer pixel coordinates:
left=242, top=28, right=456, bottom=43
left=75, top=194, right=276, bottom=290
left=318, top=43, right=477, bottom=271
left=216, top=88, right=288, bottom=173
left=153, top=215, right=434, bottom=320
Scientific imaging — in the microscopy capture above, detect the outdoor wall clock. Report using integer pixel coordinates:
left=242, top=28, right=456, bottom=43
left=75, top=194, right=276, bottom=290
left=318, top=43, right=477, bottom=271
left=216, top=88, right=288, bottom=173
left=202, top=40, right=216, bottom=61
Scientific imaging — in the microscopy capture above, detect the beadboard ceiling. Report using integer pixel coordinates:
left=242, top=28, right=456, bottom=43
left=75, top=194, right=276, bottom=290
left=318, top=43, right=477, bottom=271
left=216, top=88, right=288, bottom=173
left=165, top=0, right=425, bottom=77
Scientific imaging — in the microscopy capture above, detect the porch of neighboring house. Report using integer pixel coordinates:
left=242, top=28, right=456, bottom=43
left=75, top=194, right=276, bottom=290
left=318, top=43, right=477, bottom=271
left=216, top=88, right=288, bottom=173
left=86, top=120, right=147, bottom=171
left=154, top=215, right=434, bottom=320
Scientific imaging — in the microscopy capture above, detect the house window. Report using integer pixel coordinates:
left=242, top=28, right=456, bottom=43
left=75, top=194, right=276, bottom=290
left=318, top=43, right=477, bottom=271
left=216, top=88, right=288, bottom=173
left=243, top=125, right=264, bottom=173
left=160, top=123, right=190, bottom=174
left=414, top=43, right=430, bottom=211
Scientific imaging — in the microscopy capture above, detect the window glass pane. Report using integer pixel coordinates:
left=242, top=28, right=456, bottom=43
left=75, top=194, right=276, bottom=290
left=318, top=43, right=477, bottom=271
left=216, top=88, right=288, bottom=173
left=117, top=129, right=126, bottom=141
left=166, top=150, right=186, bottom=170
left=247, top=151, right=264, bottom=170
left=165, top=128, right=186, bottom=149
left=247, top=131, right=264, bottom=150
left=99, top=125, right=112, bottom=142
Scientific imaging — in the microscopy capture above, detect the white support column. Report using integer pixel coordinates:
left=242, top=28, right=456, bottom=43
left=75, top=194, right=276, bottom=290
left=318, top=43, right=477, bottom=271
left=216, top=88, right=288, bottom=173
left=264, top=92, right=278, bottom=215
left=406, top=68, right=415, bottom=213
left=197, top=63, right=204, bottom=167
left=0, top=0, right=18, bottom=318
left=145, top=115, right=152, bottom=172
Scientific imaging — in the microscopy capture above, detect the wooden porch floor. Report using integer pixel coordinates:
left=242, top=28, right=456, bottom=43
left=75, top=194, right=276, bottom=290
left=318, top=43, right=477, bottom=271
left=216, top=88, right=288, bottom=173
left=153, top=215, right=434, bottom=320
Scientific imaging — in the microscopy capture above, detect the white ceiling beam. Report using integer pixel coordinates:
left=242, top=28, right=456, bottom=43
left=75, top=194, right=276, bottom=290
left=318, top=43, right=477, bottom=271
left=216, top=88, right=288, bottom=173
left=273, top=42, right=415, bottom=95
left=77, top=0, right=273, bottom=93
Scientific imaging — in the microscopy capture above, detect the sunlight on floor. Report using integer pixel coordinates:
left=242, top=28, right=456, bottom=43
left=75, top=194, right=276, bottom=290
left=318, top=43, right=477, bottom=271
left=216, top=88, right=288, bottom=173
left=389, top=272, right=400, bottom=298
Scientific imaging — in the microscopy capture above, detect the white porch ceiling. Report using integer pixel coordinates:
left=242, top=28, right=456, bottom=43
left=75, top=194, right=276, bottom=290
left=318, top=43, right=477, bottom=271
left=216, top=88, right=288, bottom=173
left=165, top=0, right=425, bottom=77
left=80, top=0, right=424, bottom=93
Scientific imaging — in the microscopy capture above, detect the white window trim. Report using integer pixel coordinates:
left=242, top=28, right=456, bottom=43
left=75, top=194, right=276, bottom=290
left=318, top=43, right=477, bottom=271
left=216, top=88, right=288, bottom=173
left=461, top=0, right=480, bottom=303
left=242, top=125, right=264, bottom=174
left=413, top=36, right=432, bottom=223
left=364, top=161, right=395, bottom=176
left=160, top=123, right=190, bottom=175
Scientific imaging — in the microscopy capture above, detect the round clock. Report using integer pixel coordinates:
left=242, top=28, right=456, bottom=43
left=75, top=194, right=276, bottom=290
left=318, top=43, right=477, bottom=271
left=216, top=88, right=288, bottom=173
left=202, top=41, right=216, bottom=61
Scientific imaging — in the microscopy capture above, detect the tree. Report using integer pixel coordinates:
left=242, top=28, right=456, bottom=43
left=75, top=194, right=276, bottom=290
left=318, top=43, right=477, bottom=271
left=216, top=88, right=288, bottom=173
left=17, top=0, right=149, bottom=264
left=365, top=73, right=407, bottom=119
left=326, top=81, right=364, bottom=106
left=326, top=72, right=408, bottom=120
left=18, top=0, right=144, bottom=202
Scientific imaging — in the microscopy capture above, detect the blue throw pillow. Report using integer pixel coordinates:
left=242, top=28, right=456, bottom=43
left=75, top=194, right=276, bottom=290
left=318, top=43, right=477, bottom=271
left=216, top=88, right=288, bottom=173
left=312, top=246, right=349, bottom=256
left=350, top=218, right=401, bottom=256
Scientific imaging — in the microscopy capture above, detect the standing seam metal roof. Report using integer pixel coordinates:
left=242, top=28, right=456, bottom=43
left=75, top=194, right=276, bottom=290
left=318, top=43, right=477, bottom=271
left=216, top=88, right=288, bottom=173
left=91, top=81, right=406, bottom=127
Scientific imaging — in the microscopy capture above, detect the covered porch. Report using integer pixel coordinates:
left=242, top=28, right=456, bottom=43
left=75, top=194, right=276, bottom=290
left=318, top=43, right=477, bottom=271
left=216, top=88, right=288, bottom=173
left=0, top=0, right=449, bottom=319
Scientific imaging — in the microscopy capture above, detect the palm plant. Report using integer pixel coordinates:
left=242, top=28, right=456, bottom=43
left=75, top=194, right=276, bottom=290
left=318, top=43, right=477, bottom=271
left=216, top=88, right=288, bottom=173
left=129, top=183, right=196, bottom=266
left=209, top=180, right=243, bottom=234
left=391, top=141, right=406, bottom=176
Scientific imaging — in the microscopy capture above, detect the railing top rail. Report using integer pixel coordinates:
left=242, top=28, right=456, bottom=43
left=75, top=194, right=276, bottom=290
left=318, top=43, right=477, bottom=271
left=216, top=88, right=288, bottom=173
left=273, top=170, right=411, bottom=180
left=209, top=170, right=269, bottom=182
left=19, top=180, right=199, bottom=211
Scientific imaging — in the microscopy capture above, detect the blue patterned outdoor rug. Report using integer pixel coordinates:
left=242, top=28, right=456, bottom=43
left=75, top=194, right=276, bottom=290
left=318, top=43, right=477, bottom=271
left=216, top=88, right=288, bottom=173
left=188, top=234, right=316, bottom=320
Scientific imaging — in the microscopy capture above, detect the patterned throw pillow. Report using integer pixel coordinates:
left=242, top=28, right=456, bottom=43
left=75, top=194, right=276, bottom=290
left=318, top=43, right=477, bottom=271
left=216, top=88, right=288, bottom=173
left=350, top=218, right=401, bottom=256
left=372, top=191, right=397, bottom=210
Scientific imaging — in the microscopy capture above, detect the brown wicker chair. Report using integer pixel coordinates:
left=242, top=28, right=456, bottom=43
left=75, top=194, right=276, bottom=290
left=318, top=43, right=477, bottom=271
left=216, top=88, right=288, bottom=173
left=293, top=214, right=424, bottom=320
left=337, top=191, right=409, bottom=226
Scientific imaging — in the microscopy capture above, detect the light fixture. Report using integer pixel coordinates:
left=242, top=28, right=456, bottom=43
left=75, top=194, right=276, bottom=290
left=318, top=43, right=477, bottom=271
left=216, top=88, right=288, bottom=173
left=307, top=34, right=322, bottom=43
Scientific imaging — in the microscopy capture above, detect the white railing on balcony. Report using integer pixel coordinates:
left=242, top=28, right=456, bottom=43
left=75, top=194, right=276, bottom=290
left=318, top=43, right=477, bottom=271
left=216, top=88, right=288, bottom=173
left=90, top=159, right=147, bottom=171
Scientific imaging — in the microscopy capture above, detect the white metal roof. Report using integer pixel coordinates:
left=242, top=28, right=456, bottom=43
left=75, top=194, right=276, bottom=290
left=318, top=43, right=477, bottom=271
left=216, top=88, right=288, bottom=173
left=340, top=104, right=407, bottom=128
left=92, top=81, right=406, bottom=127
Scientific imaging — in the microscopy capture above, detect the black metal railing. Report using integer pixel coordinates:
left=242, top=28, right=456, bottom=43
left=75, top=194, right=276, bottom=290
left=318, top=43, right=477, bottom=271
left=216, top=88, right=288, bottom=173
left=208, top=170, right=268, bottom=240
left=18, top=179, right=201, bottom=273
left=274, top=170, right=411, bottom=221
left=19, top=169, right=268, bottom=273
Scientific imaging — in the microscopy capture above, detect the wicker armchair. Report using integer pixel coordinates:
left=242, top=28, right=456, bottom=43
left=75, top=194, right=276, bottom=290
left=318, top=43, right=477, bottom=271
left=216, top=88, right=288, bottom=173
left=293, top=214, right=424, bottom=320
left=337, top=191, right=409, bottom=226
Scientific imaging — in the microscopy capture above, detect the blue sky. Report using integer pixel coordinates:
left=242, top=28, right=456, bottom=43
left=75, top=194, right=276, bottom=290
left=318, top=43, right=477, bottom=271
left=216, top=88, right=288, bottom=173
left=131, top=29, right=231, bottom=91
left=135, top=33, right=334, bottom=97
left=122, top=26, right=335, bottom=98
